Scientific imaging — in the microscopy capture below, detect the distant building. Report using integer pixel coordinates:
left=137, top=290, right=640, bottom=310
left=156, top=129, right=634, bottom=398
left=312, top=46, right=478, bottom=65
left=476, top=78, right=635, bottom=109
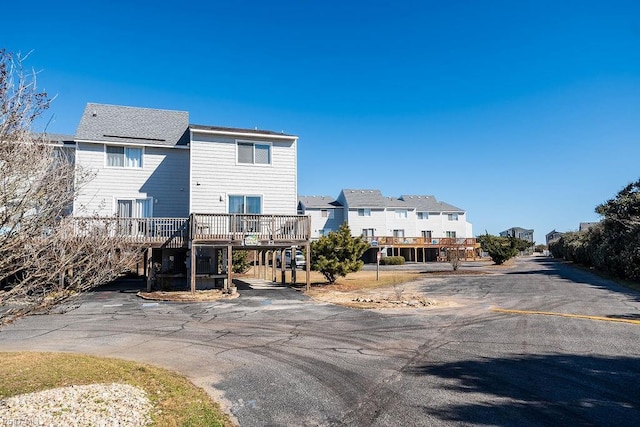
left=297, top=196, right=344, bottom=237
left=299, top=189, right=477, bottom=263
left=579, top=222, right=599, bottom=232
left=545, top=229, right=563, bottom=246
left=500, top=227, right=534, bottom=243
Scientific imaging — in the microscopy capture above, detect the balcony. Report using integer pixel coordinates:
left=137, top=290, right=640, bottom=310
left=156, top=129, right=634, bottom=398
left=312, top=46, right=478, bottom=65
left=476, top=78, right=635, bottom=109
left=71, top=214, right=311, bottom=248
left=363, top=236, right=478, bottom=247
left=72, top=217, right=189, bottom=248
left=190, top=213, right=310, bottom=246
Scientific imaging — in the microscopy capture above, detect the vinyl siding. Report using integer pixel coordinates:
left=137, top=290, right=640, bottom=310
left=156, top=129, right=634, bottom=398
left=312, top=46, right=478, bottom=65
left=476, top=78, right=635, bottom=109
left=190, top=132, right=297, bottom=215
left=73, top=142, right=189, bottom=217
left=346, top=209, right=386, bottom=237
left=386, top=208, right=417, bottom=236
left=304, top=208, right=344, bottom=238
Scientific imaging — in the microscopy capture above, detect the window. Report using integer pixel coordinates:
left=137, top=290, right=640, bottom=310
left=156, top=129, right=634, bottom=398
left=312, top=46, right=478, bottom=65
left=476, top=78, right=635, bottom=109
left=106, top=145, right=142, bottom=168
left=446, top=231, right=457, bottom=238
left=237, top=142, right=271, bottom=165
left=421, top=230, right=432, bottom=239
left=362, top=228, right=374, bottom=237
left=229, top=195, right=262, bottom=214
left=395, top=210, right=408, bottom=219
left=116, top=198, right=152, bottom=217
left=229, top=195, right=262, bottom=232
left=115, top=198, right=152, bottom=235
left=417, top=212, right=428, bottom=220
left=393, top=229, right=405, bottom=238
left=357, top=208, right=371, bottom=217
left=447, top=213, right=459, bottom=221
left=321, top=209, right=334, bottom=219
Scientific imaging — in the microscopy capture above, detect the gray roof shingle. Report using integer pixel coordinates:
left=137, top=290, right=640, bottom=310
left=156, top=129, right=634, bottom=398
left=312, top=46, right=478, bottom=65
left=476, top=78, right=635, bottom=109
left=340, top=190, right=466, bottom=212
left=400, top=195, right=464, bottom=212
left=75, top=103, right=189, bottom=146
left=298, top=196, right=342, bottom=209
left=190, top=124, right=296, bottom=138
left=340, top=189, right=388, bottom=208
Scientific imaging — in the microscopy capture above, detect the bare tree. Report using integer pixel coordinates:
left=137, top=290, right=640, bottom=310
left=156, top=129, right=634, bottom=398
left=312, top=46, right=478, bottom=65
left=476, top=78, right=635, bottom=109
left=0, top=49, right=139, bottom=324
left=445, top=238, right=462, bottom=271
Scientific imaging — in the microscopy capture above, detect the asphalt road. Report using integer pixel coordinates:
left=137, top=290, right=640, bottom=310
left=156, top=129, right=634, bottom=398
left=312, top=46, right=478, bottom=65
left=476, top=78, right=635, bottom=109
left=1, top=256, right=639, bottom=426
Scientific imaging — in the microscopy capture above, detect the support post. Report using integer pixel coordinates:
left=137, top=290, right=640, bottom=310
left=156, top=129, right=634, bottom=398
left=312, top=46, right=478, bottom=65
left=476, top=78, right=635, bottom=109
left=272, top=251, right=277, bottom=282
left=226, top=245, right=232, bottom=292
left=190, top=246, right=196, bottom=293
left=305, top=243, right=311, bottom=292
left=146, top=248, right=153, bottom=292
left=280, top=249, right=286, bottom=285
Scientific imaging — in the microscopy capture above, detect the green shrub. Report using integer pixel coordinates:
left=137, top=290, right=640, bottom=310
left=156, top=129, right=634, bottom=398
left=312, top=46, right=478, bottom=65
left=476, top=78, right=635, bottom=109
left=476, top=233, right=518, bottom=265
left=310, top=223, right=369, bottom=284
left=379, top=256, right=405, bottom=265
left=232, top=250, right=250, bottom=274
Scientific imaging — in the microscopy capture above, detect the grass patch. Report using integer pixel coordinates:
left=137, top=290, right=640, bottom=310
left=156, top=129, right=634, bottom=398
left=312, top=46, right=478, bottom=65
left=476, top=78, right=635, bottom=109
left=0, top=352, right=234, bottom=427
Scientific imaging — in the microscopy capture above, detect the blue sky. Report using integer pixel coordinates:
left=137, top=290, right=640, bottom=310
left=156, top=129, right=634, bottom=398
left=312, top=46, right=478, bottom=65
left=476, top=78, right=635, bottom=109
left=3, top=0, right=639, bottom=241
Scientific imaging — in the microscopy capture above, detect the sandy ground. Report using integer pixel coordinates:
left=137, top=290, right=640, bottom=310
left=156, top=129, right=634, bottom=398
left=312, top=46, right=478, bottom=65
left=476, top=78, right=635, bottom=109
left=137, top=267, right=495, bottom=308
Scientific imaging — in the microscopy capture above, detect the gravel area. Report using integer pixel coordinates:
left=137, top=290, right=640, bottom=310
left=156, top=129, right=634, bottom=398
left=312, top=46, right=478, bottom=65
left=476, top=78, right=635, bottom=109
left=0, top=383, right=152, bottom=426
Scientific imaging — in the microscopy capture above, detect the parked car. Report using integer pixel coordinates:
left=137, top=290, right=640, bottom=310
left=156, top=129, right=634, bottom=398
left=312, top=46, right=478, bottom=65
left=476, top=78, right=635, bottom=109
left=276, top=249, right=306, bottom=269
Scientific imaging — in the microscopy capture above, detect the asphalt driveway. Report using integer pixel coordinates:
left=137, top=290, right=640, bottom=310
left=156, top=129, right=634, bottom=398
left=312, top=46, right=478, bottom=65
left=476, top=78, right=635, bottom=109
left=1, top=256, right=639, bottom=426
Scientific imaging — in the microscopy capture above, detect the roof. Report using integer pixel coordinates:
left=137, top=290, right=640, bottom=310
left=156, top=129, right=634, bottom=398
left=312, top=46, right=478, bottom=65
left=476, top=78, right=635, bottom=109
left=298, top=196, right=342, bottom=209
left=42, top=133, right=76, bottom=144
left=400, top=195, right=463, bottom=212
left=340, top=189, right=388, bottom=208
left=340, top=189, right=466, bottom=211
left=75, top=103, right=190, bottom=147
left=501, top=227, right=534, bottom=234
left=189, top=124, right=297, bottom=139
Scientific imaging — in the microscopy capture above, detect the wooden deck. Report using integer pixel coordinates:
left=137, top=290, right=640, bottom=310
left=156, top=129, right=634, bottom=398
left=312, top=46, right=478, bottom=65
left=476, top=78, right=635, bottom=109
left=364, top=236, right=478, bottom=248
left=72, top=213, right=311, bottom=248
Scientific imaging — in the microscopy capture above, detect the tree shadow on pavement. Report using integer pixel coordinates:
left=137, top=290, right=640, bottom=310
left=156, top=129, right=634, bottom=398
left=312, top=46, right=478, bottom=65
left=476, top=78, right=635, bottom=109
left=404, top=353, right=640, bottom=426
left=505, top=257, right=640, bottom=302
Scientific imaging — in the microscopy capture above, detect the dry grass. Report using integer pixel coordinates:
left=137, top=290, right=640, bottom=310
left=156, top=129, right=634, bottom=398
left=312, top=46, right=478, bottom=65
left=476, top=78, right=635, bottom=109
left=138, top=289, right=238, bottom=302
left=0, top=352, right=235, bottom=427
left=308, top=270, right=423, bottom=292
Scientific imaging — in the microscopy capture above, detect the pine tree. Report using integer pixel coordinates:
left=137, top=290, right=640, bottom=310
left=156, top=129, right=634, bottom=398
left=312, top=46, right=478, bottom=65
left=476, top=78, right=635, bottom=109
left=310, top=223, right=369, bottom=284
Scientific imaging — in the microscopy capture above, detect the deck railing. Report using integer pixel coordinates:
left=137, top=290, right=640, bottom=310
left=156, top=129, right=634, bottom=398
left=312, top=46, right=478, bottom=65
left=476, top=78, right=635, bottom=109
left=72, top=214, right=311, bottom=247
left=72, top=217, right=189, bottom=247
left=363, top=236, right=477, bottom=246
left=191, top=213, right=311, bottom=243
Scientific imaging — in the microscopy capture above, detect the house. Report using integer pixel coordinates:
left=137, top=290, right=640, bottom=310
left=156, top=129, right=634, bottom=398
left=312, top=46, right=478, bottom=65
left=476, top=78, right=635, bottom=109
left=71, top=103, right=310, bottom=290
left=579, top=222, right=599, bottom=232
left=74, top=103, right=191, bottom=218
left=546, top=229, right=563, bottom=245
left=301, top=189, right=477, bottom=263
left=500, top=227, right=534, bottom=243
left=297, top=196, right=344, bottom=237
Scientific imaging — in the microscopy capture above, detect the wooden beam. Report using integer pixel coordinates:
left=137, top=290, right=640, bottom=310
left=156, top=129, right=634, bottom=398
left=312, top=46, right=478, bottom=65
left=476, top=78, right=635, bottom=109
left=305, top=243, right=311, bottom=292
left=146, top=248, right=153, bottom=292
left=190, top=246, right=196, bottom=293
left=226, top=245, right=232, bottom=292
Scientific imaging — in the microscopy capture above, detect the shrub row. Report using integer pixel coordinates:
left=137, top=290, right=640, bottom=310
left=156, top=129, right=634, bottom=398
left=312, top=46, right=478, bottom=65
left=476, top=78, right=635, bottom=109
left=379, top=256, right=405, bottom=265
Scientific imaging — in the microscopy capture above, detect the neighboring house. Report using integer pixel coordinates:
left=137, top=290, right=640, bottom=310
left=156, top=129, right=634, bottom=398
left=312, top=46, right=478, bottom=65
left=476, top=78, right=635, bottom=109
left=302, top=189, right=476, bottom=262
left=297, top=196, right=344, bottom=237
left=579, top=222, right=599, bottom=232
left=45, top=133, right=77, bottom=216
left=500, top=227, right=534, bottom=243
left=546, top=229, right=563, bottom=246
left=69, top=102, right=308, bottom=290
left=189, top=125, right=298, bottom=216
left=74, top=103, right=191, bottom=218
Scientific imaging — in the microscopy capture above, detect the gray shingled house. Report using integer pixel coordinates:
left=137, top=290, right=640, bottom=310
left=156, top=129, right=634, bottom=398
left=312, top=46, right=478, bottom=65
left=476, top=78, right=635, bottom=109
left=70, top=103, right=311, bottom=291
